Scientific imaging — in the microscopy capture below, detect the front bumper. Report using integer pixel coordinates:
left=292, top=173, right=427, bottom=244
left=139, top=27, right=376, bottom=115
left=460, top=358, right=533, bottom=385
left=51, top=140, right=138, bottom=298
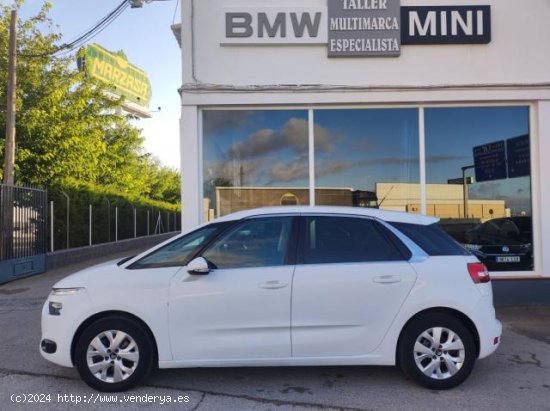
left=40, top=292, right=91, bottom=368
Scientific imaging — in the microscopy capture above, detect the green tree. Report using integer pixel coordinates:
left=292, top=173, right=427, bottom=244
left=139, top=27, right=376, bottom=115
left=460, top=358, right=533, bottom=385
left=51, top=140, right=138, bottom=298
left=0, top=0, right=180, bottom=206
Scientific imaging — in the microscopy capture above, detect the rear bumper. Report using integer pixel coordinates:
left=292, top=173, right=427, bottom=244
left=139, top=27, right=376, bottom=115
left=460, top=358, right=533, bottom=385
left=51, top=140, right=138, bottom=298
left=473, top=297, right=502, bottom=359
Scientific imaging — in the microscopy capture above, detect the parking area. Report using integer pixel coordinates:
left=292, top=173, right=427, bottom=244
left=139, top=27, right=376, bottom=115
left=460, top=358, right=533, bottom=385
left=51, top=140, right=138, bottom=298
left=1, top=250, right=549, bottom=411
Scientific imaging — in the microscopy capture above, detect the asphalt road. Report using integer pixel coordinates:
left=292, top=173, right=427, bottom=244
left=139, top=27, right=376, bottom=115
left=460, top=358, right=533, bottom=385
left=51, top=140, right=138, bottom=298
left=1, top=250, right=549, bottom=411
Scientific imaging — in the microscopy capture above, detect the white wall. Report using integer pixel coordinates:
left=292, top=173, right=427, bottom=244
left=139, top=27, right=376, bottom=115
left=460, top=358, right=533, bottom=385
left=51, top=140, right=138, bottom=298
left=184, top=0, right=550, bottom=88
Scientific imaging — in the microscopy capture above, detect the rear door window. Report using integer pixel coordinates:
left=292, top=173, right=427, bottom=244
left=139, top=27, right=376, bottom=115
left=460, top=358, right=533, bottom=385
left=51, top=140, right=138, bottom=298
left=300, top=216, right=406, bottom=264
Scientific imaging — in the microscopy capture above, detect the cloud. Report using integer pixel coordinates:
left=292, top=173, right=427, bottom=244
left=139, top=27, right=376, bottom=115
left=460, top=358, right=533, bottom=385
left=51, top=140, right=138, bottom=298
left=358, top=157, right=419, bottom=167
left=203, top=111, right=254, bottom=134
left=266, top=157, right=352, bottom=184
left=470, top=182, right=501, bottom=198
left=269, top=157, right=309, bottom=183
left=225, top=118, right=335, bottom=160
left=315, top=160, right=353, bottom=177
left=204, top=159, right=263, bottom=186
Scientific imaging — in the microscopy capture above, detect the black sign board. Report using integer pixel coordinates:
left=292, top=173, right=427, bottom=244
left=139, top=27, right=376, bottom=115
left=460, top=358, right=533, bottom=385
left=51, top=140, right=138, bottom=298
left=473, top=141, right=507, bottom=182
left=448, top=177, right=474, bottom=185
left=507, top=134, right=530, bottom=178
left=401, top=6, right=491, bottom=44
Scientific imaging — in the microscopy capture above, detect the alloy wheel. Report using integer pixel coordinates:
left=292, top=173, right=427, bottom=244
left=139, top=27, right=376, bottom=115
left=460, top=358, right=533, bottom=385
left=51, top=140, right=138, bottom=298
left=86, top=330, right=140, bottom=383
left=413, top=326, right=465, bottom=380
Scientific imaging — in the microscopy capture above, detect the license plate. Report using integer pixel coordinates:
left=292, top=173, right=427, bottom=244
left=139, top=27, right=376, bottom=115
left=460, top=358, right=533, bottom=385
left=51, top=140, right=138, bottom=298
left=496, top=256, right=521, bottom=263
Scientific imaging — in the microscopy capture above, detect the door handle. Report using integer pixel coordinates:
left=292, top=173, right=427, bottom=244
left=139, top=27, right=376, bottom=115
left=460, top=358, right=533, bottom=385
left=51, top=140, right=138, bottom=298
left=258, top=280, right=288, bottom=289
left=373, top=275, right=402, bottom=284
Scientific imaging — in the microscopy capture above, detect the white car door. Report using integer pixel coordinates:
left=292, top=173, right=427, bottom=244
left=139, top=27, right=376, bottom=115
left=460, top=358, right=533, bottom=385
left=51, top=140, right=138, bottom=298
left=169, top=216, right=296, bottom=362
left=291, top=215, right=417, bottom=357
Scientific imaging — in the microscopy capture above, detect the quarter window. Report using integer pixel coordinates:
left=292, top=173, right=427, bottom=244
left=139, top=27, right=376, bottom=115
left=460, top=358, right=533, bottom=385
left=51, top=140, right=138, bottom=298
left=302, top=217, right=405, bottom=264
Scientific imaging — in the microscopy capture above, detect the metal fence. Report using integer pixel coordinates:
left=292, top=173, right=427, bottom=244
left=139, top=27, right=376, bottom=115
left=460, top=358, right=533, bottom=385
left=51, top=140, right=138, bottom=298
left=0, top=184, right=47, bottom=283
left=47, top=192, right=181, bottom=252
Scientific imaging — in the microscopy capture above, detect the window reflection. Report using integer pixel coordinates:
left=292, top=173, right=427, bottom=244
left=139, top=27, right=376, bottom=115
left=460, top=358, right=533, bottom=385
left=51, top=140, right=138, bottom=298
left=425, top=106, right=533, bottom=271
left=313, top=109, right=420, bottom=210
left=203, top=110, right=308, bottom=219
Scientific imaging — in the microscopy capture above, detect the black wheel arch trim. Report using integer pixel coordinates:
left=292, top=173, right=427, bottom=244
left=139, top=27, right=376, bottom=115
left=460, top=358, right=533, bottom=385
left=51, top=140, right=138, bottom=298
left=396, top=307, right=481, bottom=363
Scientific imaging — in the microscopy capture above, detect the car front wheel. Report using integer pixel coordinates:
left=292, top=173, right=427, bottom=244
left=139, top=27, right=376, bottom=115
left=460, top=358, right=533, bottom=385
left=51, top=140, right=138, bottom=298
left=398, top=313, right=476, bottom=389
left=74, top=316, right=154, bottom=392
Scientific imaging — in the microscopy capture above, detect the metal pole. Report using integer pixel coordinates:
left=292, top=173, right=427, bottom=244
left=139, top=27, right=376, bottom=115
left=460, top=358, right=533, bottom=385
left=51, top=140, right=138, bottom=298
left=147, top=210, right=150, bottom=235
left=2, top=9, right=17, bottom=185
left=50, top=201, right=54, bottom=252
left=133, top=206, right=137, bottom=238
left=461, top=165, right=474, bottom=218
left=464, top=179, right=469, bottom=218
left=89, top=204, right=92, bottom=246
left=115, top=207, right=118, bottom=242
left=61, top=191, right=70, bottom=248
left=104, top=198, right=111, bottom=242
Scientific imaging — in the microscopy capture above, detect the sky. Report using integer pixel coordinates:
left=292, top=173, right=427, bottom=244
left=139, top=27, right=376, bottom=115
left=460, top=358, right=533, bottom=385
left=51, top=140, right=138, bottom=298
left=18, top=0, right=182, bottom=169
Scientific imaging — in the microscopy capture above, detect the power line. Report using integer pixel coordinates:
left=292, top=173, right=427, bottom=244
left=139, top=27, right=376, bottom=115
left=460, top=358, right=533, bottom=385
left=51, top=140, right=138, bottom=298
left=18, top=0, right=130, bottom=59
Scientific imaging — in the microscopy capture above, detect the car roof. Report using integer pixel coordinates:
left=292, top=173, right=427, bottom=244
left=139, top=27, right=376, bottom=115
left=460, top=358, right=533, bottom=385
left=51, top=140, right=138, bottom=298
left=213, top=206, right=439, bottom=226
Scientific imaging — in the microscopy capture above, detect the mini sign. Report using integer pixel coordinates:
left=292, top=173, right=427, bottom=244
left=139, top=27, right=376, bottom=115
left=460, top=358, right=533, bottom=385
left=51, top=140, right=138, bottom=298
left=401, top=6, right=491, bottom=44
left=327, top=0, right=401, bottom=57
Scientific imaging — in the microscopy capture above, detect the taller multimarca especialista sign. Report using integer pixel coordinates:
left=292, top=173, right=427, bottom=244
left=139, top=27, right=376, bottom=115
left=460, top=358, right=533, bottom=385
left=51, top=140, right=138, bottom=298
left=222, top=1, right=490, bottom=57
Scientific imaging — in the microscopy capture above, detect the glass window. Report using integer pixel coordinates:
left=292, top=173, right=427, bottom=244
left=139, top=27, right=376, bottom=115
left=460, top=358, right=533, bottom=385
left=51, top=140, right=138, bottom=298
left=202, top=217, right=293, bottom=269
left=425, top=106, right=533, bottom=271
left=390, top=222, right=469, bottom=256
left=301, top=216, right=405, bottom=264
left=313, top=109, right=419, bottom=210
left=129, top=224, right=223, bottom=269
left=203, top=110, right=308, bottom=220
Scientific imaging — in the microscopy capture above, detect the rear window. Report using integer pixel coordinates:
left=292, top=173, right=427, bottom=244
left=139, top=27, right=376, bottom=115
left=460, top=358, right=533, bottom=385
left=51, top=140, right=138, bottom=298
left=390, top=222, right=470, bottom=256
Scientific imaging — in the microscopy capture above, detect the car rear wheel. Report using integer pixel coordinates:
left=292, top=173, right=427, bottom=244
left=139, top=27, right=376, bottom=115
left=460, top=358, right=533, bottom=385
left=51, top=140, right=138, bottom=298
left=75, top=316, right=154, bottom=391
left=398, top=313, right=476, bottom=389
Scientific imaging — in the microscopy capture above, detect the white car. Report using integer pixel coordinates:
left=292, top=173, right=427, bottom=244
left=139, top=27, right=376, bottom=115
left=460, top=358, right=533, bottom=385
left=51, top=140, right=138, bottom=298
left=41, top=206, right=501, bottom=392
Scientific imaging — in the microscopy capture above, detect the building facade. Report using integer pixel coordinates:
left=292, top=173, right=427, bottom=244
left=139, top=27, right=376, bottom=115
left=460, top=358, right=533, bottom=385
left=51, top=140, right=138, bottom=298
left=175, top=0, right=550, bottom=290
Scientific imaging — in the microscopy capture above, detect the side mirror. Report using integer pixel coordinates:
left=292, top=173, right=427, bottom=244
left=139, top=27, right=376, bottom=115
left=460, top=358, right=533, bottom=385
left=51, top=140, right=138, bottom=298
left=187, top=257, right=210, bottom=275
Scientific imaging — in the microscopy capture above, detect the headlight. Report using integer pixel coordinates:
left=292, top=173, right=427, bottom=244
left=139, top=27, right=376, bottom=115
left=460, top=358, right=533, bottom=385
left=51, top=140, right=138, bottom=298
left=51, top=287, right=84, bottom=296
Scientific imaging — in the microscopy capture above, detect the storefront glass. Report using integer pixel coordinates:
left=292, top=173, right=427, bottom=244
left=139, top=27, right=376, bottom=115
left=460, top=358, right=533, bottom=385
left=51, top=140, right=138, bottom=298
left=202, top=110, right=309, bottom=219
left=425, top=106, right=533, bottom=272
left=201, top=106, right=534, bottom=273
left=313, top=109, right=419, bottom=209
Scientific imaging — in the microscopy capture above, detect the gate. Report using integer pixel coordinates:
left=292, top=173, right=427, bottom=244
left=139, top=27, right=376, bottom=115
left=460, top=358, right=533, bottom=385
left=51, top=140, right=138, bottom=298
left=0, top=184, right=47, bottom=284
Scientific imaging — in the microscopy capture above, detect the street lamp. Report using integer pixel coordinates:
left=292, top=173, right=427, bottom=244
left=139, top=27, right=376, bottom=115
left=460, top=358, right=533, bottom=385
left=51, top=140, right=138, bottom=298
left=461, top=165, right=475, bottom=218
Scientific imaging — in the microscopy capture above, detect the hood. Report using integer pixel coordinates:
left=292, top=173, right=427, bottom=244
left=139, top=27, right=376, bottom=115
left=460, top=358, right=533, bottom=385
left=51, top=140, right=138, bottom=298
left=52, top=258, right=123, bottom=289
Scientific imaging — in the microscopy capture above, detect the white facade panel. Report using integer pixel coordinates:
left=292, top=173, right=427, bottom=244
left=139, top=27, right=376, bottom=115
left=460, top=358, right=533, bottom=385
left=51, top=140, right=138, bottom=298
left=186, top=0, right=550, bottom=88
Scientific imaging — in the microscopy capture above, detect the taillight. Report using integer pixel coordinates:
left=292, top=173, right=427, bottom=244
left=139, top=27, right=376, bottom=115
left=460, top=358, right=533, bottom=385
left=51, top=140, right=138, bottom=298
left=468, top=262, right=491, bottom=284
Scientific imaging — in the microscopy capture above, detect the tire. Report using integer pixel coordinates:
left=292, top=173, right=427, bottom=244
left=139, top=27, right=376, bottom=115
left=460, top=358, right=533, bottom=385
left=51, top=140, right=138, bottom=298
left=74, top=316, right=155, bottom=392
left=398, top=313, right=476, bottom=389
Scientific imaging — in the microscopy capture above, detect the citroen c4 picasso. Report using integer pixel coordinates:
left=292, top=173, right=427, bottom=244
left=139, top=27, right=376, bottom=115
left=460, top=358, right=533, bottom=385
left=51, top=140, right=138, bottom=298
left=41, top=206, right=501, bottom=391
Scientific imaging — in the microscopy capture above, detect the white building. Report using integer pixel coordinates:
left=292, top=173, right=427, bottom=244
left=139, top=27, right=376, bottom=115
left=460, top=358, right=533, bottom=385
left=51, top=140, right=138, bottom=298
left=173, top=0, right=550, bottom=292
